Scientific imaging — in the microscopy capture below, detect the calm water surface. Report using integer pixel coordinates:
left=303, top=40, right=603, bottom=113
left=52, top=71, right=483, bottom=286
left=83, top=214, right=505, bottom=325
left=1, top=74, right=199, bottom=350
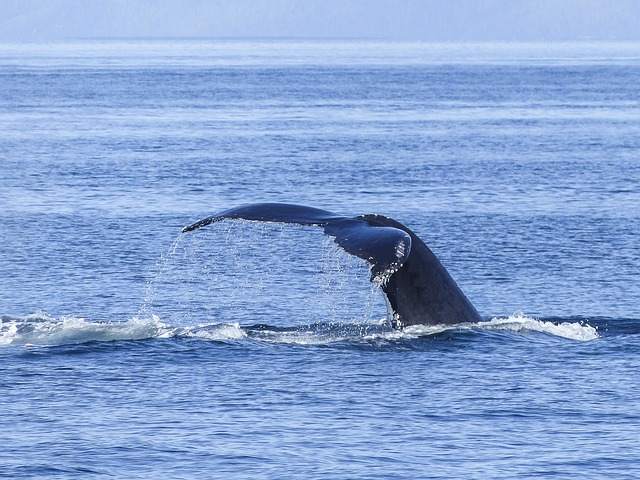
left=1, top=40, right=639, bottom=479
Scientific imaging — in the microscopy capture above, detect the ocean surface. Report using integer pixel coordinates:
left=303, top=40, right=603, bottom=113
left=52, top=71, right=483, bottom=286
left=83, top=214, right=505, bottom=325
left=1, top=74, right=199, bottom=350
left=1, top=40, right=639, bottom=479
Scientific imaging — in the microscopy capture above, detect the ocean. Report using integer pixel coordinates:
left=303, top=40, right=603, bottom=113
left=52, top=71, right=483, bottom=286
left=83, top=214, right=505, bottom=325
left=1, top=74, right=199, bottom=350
left=1, top=40, right=639, bottom=479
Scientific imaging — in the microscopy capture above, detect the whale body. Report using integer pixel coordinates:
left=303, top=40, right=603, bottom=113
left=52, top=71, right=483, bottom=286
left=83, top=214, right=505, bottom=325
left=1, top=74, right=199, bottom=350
left=183, top=203, right=482, bottom=329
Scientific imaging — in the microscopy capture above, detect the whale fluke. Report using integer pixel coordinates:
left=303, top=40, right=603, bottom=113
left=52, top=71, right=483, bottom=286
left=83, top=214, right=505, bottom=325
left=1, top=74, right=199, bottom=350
left=182, top=203, right=482, bottom=329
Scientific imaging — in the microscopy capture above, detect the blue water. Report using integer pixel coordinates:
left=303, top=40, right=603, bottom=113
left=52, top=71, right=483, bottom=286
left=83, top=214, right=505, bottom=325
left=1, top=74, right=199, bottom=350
left=1, top=40, right=640, bottom=479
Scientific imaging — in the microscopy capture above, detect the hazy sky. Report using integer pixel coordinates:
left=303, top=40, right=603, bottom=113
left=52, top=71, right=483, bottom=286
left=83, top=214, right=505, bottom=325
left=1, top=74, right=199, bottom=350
left=2, top=0, right=640, bottom=42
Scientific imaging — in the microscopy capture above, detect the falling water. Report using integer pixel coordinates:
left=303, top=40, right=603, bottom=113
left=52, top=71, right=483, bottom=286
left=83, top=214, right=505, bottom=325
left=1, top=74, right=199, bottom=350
left=140, top=220, right=387, bottom=328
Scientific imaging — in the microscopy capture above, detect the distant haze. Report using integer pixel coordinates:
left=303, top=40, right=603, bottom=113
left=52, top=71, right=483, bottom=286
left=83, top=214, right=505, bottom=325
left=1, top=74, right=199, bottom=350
left=2, top=0, right=640, bottom=42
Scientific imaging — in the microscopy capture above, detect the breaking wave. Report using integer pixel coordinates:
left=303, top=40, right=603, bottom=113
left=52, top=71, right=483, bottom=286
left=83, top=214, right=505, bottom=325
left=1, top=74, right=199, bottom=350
left=404, top=313, right=600, bottom=341
left=0, top=313, right=167, bottom=347
left=0, top=311, right=599, bottom=348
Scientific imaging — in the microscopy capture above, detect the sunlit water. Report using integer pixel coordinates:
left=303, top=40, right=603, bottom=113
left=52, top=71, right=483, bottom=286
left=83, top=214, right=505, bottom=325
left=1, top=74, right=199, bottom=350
left=1, top=40, right=639, bottom=479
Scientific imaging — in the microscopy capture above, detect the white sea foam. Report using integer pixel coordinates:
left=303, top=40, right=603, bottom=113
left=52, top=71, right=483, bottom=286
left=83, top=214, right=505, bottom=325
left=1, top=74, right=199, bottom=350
left=0, top=313, right=255, bottom=347
left=181, top=323, right=247, bottom=341
left=399, top=324, right=453, bottom=337
left=0, top=315, right=169, bottom=347
left=480, top=314, right=599, bottom=341
left=402, top=313, right=598, bottom=341
left=0, top=311, right=598, bottom=348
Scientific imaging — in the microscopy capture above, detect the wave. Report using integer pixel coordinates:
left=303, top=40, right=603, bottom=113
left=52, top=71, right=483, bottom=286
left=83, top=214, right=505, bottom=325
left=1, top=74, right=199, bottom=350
left=0, top=312, right=601, bottom=348
left=0, top=313, right=168, bottom=347
left=404, top=313, right=600, bottom=342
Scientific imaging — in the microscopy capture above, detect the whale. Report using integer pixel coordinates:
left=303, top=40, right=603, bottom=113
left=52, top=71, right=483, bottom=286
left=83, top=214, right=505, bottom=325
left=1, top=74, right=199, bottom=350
left=182, top=203, right=482, bottom=329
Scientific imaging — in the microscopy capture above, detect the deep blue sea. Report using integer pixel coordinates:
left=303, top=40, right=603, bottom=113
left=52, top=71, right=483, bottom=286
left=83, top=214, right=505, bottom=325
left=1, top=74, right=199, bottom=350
left=1, top=40, right=640, bottom=479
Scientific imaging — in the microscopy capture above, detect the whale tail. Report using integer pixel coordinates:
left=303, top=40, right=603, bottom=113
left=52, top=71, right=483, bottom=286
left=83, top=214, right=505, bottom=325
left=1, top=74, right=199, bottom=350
left=183, top=203, right=482, bottom=328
